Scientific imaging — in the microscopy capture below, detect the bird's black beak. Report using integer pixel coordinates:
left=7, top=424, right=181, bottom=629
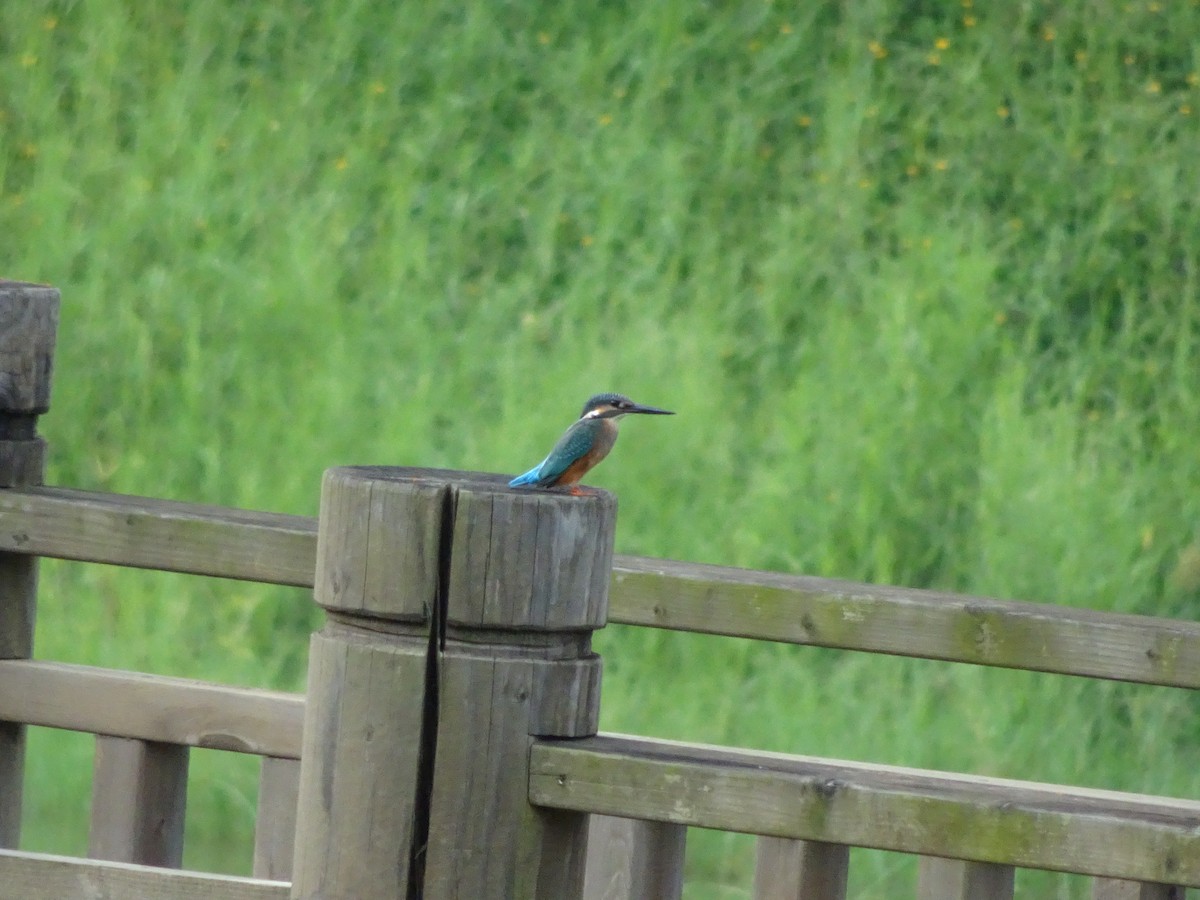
left=628, top=403, right=675, bottom=415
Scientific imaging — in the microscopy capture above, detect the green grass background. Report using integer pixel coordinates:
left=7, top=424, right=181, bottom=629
left=4, top=1, right=1200, bottom=895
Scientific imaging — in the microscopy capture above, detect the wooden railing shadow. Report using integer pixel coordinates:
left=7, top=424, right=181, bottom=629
left=0, top=283, right=1196, bottom=899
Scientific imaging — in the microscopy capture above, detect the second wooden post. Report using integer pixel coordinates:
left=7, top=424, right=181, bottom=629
left=291, top=466, right=614, bottom=900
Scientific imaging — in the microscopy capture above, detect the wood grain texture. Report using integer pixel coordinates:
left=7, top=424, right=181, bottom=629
left=420, top=472, right=614, bottom=898
left=0, top=486, right=317, bottom=586
left=0, top=848, right=288, bottom=900
left=313, top=467, right=445, bottom=619
left=88, top=736, right=188, bottom=867
left=917, top=856, right=1014, bottom=899
left=448, top=485, right=617, bottom=629
left=1092, top=878, right=1185, bottom=899
left=0, top=283, right=55, bottom=849
left=582, top=816, right=685, bottom=900
left=529, top=734, right=1200, bottom=886
left=0, top=282, right=58, bottom=414
left=254, top=756, right=300, bottom=881
left=2, top=487, right=1199, bottom=688
left=608, top=555, right=1200, bottom=689
left=290, top=630, right=428, bottom=900
left=752, top=837, right=848, bottom=900
left=0, top=659, right=303, bottom=757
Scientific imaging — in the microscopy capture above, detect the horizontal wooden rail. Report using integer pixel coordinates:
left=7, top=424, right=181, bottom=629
left=0, top=848, right=287, bottom=900
left=0, top=486, right=316, bottom=587
left=530, top=734, right=1200, bottom=887
left=0, top=660, right=303, bottom=757
left=2, top=487, right=1199, bottom=687
left=608, top=557, right=1200, bottom=689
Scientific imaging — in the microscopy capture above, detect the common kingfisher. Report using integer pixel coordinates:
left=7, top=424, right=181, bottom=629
left=509, top=392, right=674, bottom=494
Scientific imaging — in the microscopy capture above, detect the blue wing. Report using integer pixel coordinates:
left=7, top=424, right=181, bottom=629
left=509, top=420, right=596, bottom=487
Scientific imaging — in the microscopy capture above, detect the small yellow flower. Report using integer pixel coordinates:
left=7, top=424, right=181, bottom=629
left=1146, top=80, right=1162, bottom=95
left=927, top=52, right=941, bottom=65
left=920, top=237, right=933, bottom=250
left=997, top=105, right=1010, bottom=118
left=759, top=145, right=776, bottom=160
left=868, top=40, right=887, bottom=59
left=1187, top=72, right=1199, bottom=86
left=905, top=163, right=919, bottom=177
left=369, top=81, right=386, bottom=95
left=1008, top=218, right=1023, bottom=230
left=19, top=143, right=37, bottom=159
left=994, top=311, right=1008, bottom=325
left=748, top=39, right=762, bottom=52
left=935, top=37, right=950, bottom=50
left=796, top=114, right=812, bottom=127
left=43, top=15, right=58, bottom=29
left=20, top=53, right=37, bottom=68
left=598, top=113, right=613, bottom=126
left=537, top=32, right=550, bottom=45
left=961, top=0, right=973, bottom=6
left=1074, top=50, right=1087, bottom=64
left=334, top=156, right=348, bottom=171
left=613, top=87, right=627, bottom=99
left=580, top=235, right=594, bottom=247
left=1042, top=25, right=1056, bottom=41
left=933, top=158, right=949, bottom=171
left=780, top=23, right=793, bottom=35
left=858, top=177, right=872, bottom=189
left=963, top=15, right=977, bottom=27
left=1148, top=1, right=1162, bottom=11
left=1124, top=54, right=1136, bottom=66
left=1181, top=103, right=1193, bottom=116
left=1141, top=526, right=1155, bottom=550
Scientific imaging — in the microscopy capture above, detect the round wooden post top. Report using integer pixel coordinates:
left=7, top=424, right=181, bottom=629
left=0, top=281, right=59, bottom=415
left=314, top=466, right=617, bottom=630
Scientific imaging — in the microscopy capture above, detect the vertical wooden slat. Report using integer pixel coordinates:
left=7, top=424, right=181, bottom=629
left=253, top=756, right=300, bottom=881
left=88, top=735, right=189, bottom=867
left=290, top=470, right=442, bottom=900
left=1093, top=878, right=1185, bottom=900
left=0, top=282, right=59, bottom=849
left=918, top=856, right=1015, bottom=899
left=423, top=480, right=614, bottom=899
left=582, top=815, right=685, bottom=900
left=753, top=837, right=849, bottom=900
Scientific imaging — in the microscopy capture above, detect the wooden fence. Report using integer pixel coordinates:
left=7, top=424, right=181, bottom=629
left=0, top=281, right=1197, bottom=899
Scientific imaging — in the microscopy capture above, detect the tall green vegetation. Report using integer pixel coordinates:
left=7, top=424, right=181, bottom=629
left=3, top=1, right=1198, bottom=895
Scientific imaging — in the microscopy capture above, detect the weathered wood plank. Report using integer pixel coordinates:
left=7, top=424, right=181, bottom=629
left=529, top=734, right=1200, bottom=886
left=917, top=856, right=1014, bottom=899
left=3, top=486, right=1200, bottom=689
left=608, top=555, right=1200, bottom=689
left=420, top=473, right=613, bottom=899
left=0, top=847, right=288, bottom=900
left=1092, top=878, right=1186, bottom=899
left=0, top=486, right=317, bottom=586
left=0, top=281, right=58, bottom=849
left=582, top=816, right=685, bottom=900
left=753, top=837, right=848, bottom=900
left=0, top=659, right=303, bottom=757
left=291, top=468, right=446, bottom=900
left=88, top=736, right=189, bottom=867
left=288, top=631, right=428, bottom=900
left=253, top=756, right=299, bottom=881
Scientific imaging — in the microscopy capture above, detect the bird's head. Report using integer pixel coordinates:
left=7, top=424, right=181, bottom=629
left=579, top=392, right=674, bottom=420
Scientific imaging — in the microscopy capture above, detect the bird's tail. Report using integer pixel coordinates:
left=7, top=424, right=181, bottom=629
left=508, top=466, right=543, bottom=488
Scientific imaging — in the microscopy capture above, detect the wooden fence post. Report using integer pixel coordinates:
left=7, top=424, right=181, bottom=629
left=291, top=467, right=613, bottom=900
left=0, top=281, right=59, bottom=848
